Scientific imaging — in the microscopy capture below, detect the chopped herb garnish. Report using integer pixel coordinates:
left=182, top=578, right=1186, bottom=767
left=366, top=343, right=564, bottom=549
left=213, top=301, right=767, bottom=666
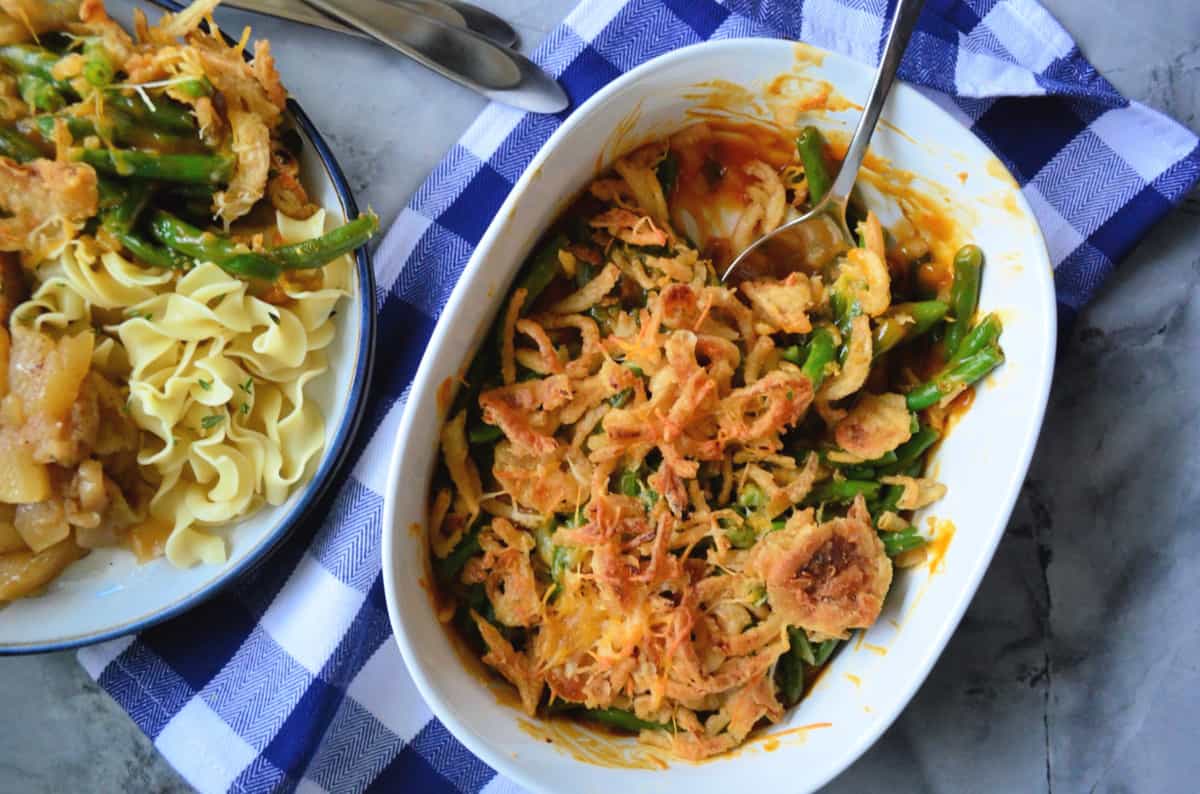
left=239, top=377, right=254, bottom=394
left=200, top=413, right=225, bottom=431
left=240, top=402, right=250, bottom=416
left=198, top=378, right=212, bottom=391
left=268, top=311, right=280, bottom=325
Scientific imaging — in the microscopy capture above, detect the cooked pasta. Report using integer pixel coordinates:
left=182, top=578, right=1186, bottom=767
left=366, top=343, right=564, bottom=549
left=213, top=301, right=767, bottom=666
left=429, top=119, right=1004, bottom=760
left=0, top=0, right=376, bottom=601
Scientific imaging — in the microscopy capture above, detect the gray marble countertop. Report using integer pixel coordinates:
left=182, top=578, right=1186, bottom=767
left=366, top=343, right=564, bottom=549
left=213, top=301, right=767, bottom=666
left=3, top=1, right=1199, bottom=792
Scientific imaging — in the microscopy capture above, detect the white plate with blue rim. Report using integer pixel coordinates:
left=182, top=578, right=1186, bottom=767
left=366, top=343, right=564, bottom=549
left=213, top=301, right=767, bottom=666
left=0, top=0, right=376, bottom=654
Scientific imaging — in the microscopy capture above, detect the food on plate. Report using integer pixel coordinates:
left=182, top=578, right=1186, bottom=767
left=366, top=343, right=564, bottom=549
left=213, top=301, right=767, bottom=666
left=428, top=115, right=1006, bottom=760
left=0, top=0, right=377, bottom=601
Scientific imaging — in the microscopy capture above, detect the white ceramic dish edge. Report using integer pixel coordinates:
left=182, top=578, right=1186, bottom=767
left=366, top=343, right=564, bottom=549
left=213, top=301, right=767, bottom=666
left=383, top=38, right=1055, bottom=794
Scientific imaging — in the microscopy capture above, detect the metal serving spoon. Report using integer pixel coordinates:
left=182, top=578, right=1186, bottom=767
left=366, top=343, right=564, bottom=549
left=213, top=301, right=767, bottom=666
left=720, top=0, right=925, bottom=283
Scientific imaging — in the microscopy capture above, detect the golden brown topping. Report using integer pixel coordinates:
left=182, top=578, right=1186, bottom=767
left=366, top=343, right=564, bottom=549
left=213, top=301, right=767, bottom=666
left=0, top=159, right=98, bottom=265
left=740, top=271, right=815, bottom=334
left=589, top=208, right=668, bottom=248
left=835, top=392, right=913, bottom=460
left=747, top=497, right=892, bottom=639
left=473, top=611, right=543, bottom=715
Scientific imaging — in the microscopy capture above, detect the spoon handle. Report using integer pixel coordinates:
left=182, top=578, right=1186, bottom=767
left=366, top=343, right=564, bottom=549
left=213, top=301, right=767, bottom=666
left=827, top=0, right=926, bottom=207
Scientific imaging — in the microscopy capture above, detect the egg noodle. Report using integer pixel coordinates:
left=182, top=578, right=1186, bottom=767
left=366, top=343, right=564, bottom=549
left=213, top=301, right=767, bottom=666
left=13, top=211, right=350, bottom=566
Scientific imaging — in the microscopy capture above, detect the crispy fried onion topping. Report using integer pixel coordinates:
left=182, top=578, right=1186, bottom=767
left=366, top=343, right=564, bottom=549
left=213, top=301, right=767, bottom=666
left=747, top=497, right=892, bottom=640
left=431, top=135, right=951, bottom=760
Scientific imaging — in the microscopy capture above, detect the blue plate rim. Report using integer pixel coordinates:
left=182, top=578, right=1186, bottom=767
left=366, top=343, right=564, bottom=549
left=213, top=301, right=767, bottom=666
left=0, top=1, right=378, bottom=655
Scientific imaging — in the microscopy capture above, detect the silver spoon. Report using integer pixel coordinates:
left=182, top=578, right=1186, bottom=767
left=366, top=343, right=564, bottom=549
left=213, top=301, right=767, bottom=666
left=721, top=0, right=926, bottom=283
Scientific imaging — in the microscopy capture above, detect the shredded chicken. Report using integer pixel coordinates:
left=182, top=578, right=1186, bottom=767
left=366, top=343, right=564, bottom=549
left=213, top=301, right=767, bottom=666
left=214, top=109, right=271, bottom=226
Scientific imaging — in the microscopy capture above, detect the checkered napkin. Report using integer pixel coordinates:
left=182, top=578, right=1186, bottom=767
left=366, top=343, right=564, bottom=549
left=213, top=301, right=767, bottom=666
left=78, top=0, right=1200, bottom=792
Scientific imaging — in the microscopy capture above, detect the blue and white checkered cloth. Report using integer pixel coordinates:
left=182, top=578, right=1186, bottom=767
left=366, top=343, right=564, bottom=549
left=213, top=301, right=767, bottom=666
left=78, top=0, right=1200, bottom=791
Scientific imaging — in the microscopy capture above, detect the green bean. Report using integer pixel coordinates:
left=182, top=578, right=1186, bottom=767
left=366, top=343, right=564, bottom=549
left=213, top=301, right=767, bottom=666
left=33, top=109, right=194, bottom=151
left=435, top=525, right=482, bottom=583
left=541, top=542, right=580, bottom=599
left=943, top=244, right=983, bottom=355
left=737, top=483, right=765, bottom=511
left=877, top=426, right=940, bottom=477
left=882, top=526, right=926, bottom=556
left=822, top=448, right=894, bottom=481
left=780, top=344, right=805, bottom=366
left=82, top=41, right=115, bottom=88
left=533, top=521, right=556, bottom=568
left=514, top=233, right=568, bottom=313
left=213, top=252, right=288, bottom=280
left=100, top=180, right=153, bottom=235
left=656, top=150, right=679, bottom=197
left=837, top=464, right=877, bottom=481
left=805, top=479, right=881, bottom=506
left=550, top=545, right=579, bottom=584
left=873, top=300, right=949, bottom=358
left=104, top=92, right=197, bottom=134
left=467, top=423, right=503, bottom=445
left=609, top=387, right=633, bottom=409
left=256, top=213, right=380, bottom=271
left=796, top=125, right=832, bottom=205
left=32, top=114, right=98, bottom=142
left=813, top=638, right=840, bottom=666
left=638, top=484, right=659, bottom=513
left=18, top=74, right=65, bottom=112
left=874, top=461, right=923, bottom=517
left=84, top=59, right=114, bottom=87
left=946, top=312, right=1002, bottom=369
left=76, top=147, right=234, bottom=184
left=777, top=627, right=808, bottom=706
left=619, top=469, right=640, bottom=497
left=149, top=211, right=279, bottom=279
left=0, top=44, right=68, bottom=87
left=112, top=230, right=192, bottom=271
left=790, top=627, right=816, bottom=666
left=174, top=76, right=214, bottom=99
left=576, top=707, right=671, bottom=733
left=574, top=260, right=594, bottom=288
left=860, top=449, right=899, bottom=469
left=723, top=519, right=757, bottom=549
left=800, top=327, right=837, bottom=389
left=905, top=346, right=1005, bottom=411
left=0, top=126, right=41, bottom=162
left=588, top=304, right=615, bottom=336
left=165, top=182, right=217, bottom=201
